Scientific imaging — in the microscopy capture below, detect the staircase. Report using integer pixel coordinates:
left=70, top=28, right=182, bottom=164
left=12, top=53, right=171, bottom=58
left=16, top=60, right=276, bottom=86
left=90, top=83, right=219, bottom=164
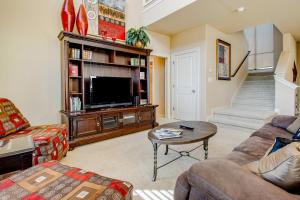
left=209, top=74, right=277, bottom=130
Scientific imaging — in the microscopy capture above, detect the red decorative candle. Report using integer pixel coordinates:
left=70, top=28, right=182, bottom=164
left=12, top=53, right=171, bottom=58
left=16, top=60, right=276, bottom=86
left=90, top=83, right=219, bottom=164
left=76, top=4, right=88, bottom=36
left=61, top=0, right=75, bottom=32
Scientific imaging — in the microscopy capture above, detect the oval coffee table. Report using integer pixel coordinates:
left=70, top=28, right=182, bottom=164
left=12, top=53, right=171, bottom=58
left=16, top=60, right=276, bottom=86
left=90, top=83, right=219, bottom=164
left=148, top=121, right=217, bottom=181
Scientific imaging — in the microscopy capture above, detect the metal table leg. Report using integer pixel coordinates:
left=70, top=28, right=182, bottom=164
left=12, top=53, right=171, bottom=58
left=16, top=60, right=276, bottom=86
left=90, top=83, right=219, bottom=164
left=152, top=142, right=158, bottom=181
left=204, top=139, right=208, bottom=159
left=165, top=145, right=169, bottom=155
left=151, top=140, right=209, bottom=181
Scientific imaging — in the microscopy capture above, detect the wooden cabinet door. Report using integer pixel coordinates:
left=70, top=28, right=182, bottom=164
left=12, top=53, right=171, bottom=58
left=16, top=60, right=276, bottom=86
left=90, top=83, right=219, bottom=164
left=121, top=112, right=137, bottom=128
left=102, top=113, right=120, bottom=132
left=139, top=107, right=154, bottom=125
left=73, top=115, right=100, bottom=137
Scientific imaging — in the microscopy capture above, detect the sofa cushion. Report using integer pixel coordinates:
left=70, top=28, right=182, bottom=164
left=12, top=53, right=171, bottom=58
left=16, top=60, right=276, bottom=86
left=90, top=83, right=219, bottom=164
left=187, top=159, right=298, bottom=200
left=174, top=171, right=191, bottom=200
left=226, top=151, right=260, bottom=165
left=272, top=115, right=297, bottom=130
left=252, top=123, right=292, bottom=141
left=246, top=142, right=300, bottom=192
left=287, top=117, right=300, bottom=134
left=233, top=136, right=274, bottom=158
left=0, top=98, right=30, bottom=137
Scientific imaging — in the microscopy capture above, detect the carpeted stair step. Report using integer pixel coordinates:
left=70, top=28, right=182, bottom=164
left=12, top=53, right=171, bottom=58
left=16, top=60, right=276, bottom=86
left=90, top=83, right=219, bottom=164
left=209, top=117, right=264, bottom=131
left=245, top=75, right=274, bottom=81
left=209, top=73, right=276, bottom=131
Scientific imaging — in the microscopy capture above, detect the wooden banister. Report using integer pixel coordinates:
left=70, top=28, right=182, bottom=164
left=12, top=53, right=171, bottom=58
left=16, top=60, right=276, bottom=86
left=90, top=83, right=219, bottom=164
left=231, top=51, right=251, bottom=77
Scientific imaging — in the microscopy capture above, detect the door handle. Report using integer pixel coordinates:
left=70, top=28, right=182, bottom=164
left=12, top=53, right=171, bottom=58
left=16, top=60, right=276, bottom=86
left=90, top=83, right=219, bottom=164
left=192, top=90, right=196, bottom=93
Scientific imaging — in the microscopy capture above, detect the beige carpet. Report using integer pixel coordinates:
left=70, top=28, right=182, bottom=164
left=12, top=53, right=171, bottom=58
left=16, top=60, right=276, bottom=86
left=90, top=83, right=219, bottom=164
left=61, top=119, right=252, bottom=199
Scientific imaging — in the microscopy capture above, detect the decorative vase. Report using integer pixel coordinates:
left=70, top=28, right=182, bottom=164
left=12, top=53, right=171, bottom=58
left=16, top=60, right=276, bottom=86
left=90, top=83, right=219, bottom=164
left=76, top=4, right=88, bottom=36
left=135, top=40, right=144, bottom=48
left=61, top=0, right=75, bottom=32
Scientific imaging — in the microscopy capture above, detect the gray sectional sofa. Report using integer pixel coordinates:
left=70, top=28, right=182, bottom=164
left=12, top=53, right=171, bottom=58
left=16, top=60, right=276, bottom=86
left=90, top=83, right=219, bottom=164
left=174, top=115, right=300, bottom=200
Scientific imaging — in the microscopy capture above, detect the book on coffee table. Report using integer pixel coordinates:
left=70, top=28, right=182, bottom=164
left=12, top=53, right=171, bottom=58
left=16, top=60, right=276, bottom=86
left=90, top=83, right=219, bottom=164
left=154, top=128, right=183, bottom=139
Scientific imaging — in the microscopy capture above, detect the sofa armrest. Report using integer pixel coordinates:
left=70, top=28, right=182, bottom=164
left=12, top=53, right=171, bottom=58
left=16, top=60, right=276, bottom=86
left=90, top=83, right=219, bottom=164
left=271, top=115, right=296, bottom=129
left=186, top=159, right=299, bottom=200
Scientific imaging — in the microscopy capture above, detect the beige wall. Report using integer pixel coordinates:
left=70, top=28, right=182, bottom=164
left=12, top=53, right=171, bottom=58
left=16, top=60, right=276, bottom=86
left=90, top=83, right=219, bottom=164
left=171, top=25, right=248, bottom=119
left=0, top=1, right=62, bottom=125
left=0, top=0, right=170, bottom=125
left=205, top=25, right=248, bottom=117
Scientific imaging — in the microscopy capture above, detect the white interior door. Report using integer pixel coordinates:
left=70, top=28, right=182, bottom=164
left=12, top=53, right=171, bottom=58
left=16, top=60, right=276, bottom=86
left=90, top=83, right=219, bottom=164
left=172, top=50, right=199, bottom=120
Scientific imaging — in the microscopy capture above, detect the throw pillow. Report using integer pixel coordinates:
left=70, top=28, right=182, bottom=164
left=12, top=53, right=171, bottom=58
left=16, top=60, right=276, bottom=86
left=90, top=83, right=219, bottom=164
left=0, top=98, right=30, bottom=137
left=267, top=137, right=293, bottom=155
left=287, top=117, right=300, bottom=134
left=245, top=142, right=300, bottom=191
left=293, top=129, right=300, bottom=140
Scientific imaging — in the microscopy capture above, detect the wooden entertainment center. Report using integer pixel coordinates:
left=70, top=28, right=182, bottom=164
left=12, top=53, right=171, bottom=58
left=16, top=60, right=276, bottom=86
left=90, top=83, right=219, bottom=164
left=58, top=31, right=158, bottom=149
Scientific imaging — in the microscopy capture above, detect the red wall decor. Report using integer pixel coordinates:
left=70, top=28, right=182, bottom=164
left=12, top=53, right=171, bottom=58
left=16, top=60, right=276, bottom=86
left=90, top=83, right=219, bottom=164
left=76, top=4, right=89, bottom=36
left=84, top=0, right=125, bottom=42
left=98, top=2, right=125, bottom=42
left=61, top=0, right=75, bottom=32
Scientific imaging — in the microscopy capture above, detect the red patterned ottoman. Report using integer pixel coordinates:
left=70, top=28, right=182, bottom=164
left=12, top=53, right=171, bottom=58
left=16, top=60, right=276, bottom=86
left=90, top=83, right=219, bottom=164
left=0, top=98, right=68, bottom=165
left=0, top=161, right=133, bottom=200
left=4, top=124, right=69, bottom=165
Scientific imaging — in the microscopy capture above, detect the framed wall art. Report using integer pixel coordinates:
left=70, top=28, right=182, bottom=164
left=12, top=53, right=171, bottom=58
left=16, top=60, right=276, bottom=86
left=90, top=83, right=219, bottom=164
left=84, top=0, right=126, bottom=42
left=216, top=39, right=231, bottom=80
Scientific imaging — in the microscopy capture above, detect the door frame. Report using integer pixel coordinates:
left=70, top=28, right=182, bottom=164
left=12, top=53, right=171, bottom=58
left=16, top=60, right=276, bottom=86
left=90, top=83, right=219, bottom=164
left=171, top=48, right=203, bottom=120
left=149, top=56, right=167, bottom=119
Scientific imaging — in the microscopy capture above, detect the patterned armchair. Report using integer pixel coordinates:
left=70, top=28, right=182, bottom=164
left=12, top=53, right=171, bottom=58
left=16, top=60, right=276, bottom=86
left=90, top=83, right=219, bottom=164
left=0, top=98, right=68, bottom=165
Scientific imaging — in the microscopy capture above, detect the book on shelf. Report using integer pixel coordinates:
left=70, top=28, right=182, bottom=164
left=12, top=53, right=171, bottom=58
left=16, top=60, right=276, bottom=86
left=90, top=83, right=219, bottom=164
left=140, top=72, right=145, bottom=79
left=154, top=128, right=183, bottom=140
left=130, top=58, right=139, bottom=66
left=70, top=97, right=82, bottom=112
left=140, top=59, right=146, bottom=67
left=69, top=64, right=79, bottom=77
left=140, top=99, right=147, bottom=105
left=82, top=50, right=92, bottom=60
left=69, top=48, right=81, bottom=59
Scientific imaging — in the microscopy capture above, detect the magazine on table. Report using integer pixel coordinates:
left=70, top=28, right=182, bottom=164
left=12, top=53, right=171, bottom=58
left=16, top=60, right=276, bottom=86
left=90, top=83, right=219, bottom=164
left=154, top=128, right=183, bottom=139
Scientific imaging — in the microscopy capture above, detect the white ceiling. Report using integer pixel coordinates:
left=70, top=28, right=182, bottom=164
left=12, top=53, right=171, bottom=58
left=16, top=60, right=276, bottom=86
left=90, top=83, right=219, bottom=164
left=147, top=0, right=300, bottom=41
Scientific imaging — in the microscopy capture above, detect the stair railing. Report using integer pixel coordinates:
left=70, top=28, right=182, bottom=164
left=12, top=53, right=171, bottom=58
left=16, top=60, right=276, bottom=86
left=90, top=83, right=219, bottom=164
left=231, top=51, right=251, bottom=77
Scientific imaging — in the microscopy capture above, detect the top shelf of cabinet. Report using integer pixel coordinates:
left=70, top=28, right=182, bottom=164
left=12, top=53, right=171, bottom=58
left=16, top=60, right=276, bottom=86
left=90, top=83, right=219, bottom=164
left=58, top=31, right=152, bottom=56
left=69, top=58, right=141, bottom=68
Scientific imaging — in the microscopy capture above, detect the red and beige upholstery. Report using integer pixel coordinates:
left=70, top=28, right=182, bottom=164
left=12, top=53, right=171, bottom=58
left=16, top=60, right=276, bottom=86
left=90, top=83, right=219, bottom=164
left=0, top=98, right=68, bottom=165
left=0, top=98, right=30, bottom=137
left=0, top=161, right=133, bottom=200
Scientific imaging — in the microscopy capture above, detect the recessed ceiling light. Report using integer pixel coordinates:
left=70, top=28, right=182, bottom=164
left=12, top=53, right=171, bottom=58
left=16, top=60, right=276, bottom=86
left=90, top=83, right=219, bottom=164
left=237, top=6, right=245, bottom=12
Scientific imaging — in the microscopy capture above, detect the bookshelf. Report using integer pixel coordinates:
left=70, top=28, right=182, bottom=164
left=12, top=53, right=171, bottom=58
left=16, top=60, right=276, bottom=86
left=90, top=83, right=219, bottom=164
left=58, top=31, right=158, bottom=149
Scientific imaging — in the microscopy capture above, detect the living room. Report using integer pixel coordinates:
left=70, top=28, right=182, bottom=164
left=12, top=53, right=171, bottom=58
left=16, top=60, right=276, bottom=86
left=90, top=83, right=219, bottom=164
left=1, top=0, right=300, bottom=200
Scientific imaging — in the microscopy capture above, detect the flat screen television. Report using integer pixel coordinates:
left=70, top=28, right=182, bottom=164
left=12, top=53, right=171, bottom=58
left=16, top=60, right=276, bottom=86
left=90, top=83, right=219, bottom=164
left=87, top=76, right=133, bottom=108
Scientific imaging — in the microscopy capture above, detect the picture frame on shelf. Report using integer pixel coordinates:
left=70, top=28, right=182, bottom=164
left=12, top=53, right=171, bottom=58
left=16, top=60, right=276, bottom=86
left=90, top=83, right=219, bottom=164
left=216, top=39, right=231, bottom=80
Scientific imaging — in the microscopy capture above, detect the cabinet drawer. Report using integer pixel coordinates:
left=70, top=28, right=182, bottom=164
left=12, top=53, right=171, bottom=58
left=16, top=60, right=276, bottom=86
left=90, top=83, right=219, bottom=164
left=73, top=115, right=100, bottom=137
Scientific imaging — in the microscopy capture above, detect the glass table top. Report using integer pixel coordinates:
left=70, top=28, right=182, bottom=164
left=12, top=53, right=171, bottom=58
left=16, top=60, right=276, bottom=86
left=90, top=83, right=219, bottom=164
left=0, top=135, right=34, bottom=158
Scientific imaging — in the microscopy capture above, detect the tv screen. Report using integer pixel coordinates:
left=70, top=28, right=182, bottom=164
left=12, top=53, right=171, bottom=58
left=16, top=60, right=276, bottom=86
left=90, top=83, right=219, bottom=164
left=89, top=76, right=132, bottom=108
